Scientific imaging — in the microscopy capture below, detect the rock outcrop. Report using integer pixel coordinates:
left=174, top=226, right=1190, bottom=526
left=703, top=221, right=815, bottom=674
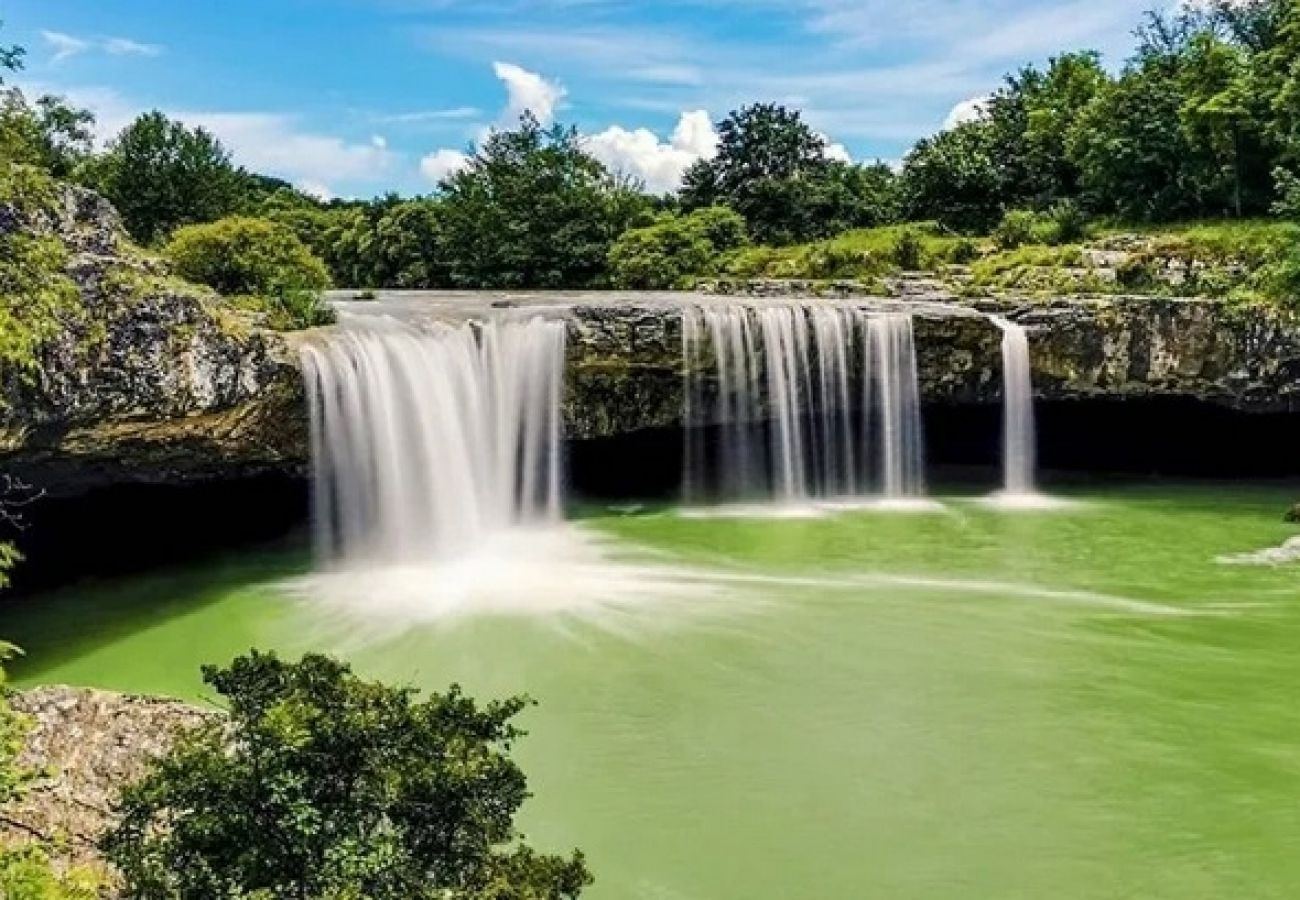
left=1, top=686, right=212, bottom=872
left=0, top=173, right=305, bottom=492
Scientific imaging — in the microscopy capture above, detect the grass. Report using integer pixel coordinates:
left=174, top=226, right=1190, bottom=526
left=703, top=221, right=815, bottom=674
left=722, top=223, right=972, bottom=281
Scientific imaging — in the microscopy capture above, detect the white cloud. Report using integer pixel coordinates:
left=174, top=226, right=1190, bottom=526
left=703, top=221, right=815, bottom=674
left=299, top=181, right=335, bottom=201
left=816, top=132, right=852, bottom=162
left=41, top=31, right=90, bottom=63
left=584, top=110, right=718, bottom=193
left=42, top=31, right=162, bottom=62
left=104, top=37, right=163, bottom=57
left=944, top=95, right=990, bottom=129
left=492, top=61, right=565, bottom=127
left=420, top=148, right=471, bottom=183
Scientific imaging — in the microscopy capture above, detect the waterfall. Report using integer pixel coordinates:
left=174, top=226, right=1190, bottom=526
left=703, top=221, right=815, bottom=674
left=992, top=316, right=1037, bottom=496
left=300, top=316, right=566, bottom=565
left=682, top=302, right=927, bottom=505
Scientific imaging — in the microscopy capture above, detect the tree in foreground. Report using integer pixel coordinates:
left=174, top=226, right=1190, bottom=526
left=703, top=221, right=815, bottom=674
left=103, top=652, right=592, bottom=900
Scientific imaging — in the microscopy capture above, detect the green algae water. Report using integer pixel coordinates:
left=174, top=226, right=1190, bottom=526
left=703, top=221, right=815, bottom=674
left=7, top=483, right=1300, bottom=899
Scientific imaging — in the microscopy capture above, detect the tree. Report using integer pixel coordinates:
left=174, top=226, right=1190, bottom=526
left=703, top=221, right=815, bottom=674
left=0, top=89, right=96, bottom=177
left=680, top=103, right=843, bottom=244
left=437, top=114, right=645, bottom=288
left=900, top=123, right=1004, bottom=232
left=83, top=112, right=246, bottom=244
left=103, top=652, right=592, bottom=900
left=0, top=20, right=23, bottom=81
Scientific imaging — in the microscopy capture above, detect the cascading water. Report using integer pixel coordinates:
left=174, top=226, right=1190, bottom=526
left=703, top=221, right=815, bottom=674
left=991, top=316, right=1037, bottom=497
left=300, top=315, right=566, bottom=565
left=682, top=302, right=927, bottom=507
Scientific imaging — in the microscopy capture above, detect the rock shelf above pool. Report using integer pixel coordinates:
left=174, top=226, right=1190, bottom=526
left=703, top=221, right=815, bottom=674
left=4, top=288, right=1300, bottom=492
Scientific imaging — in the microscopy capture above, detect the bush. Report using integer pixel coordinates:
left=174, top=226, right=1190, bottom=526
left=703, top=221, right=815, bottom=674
left=165, top=217, right=334, bottom=330
left=1274, top=168, right=1300, bottom=220
left=949, top=238, right=980, bottom=264
left=1045, top=200, right=1089, bottom=244
left=892, top=229, right=924, bottom=269
left=609, top=206, right=747, bottom=289
left=992, top=210, right=1042, bottom=250
left=165, top=216, right=330, bottom=296
left=103, top=651, right=592, bottom=900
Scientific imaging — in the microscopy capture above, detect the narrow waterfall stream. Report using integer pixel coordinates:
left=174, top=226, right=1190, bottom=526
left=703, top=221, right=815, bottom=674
left=300, top=316, right=566, bottom=565
left=682, top=302, right=927, bottom=507
left=991, top=316, right=1038, bottom=498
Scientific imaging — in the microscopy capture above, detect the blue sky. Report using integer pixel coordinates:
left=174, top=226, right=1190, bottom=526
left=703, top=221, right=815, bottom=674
left=4, top=0, right=1164, bottom=199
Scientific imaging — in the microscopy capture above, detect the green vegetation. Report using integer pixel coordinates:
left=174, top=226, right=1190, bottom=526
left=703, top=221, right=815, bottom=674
left=103, top=651, right=591, bottom=899
left=80, top=112, right=248, bottom=245
left=608, top=206, right=747, bottom=289
left=436, top=115, right=648, bottom=289
left=165, top=216, right=335, bottom=329
left=0, top=166, right=80, bottom=374
left=5, top=5, right=1300, bottom=316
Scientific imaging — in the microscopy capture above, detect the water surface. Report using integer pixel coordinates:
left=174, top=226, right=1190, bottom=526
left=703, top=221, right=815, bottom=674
left=7, top=483, right=1300, bottom=899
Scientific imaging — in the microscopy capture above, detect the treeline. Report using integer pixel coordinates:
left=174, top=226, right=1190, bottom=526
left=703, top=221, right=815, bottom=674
left=3, top=0, right=1300, bottom=298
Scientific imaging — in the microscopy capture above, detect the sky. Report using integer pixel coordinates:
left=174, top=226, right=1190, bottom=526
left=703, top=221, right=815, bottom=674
left=3, top=0, right=1171, bottom=200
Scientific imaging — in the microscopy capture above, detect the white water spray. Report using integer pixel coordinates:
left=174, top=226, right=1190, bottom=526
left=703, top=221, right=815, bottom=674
left=300, top=316, right=566, bottom=565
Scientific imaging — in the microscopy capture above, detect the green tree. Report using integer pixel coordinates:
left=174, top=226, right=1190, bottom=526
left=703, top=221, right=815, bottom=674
left=83, top=112, right=246, bottom=244
left=103, top=652, right=592, bottom=900
left=680, top=103, right=850, bottom=244
left=0, top=20, right=24, bottom=80
left=437, top=114, right=645, bottom=288
left=900, top=123, right=1004, bottom=232
left=0, top=90, right=95, bottom=177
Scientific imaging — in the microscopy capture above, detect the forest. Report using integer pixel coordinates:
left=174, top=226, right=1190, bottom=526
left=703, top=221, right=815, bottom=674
left=4, top=1, right=1300, bottom=307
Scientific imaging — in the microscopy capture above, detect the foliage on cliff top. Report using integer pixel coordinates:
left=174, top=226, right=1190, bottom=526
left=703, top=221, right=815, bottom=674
left=0, top=166, right=81, bottom=375
left=104, top=651, right=591, bottom=900
left=722, top=223, right=971, bottom=281
left=165, top=216, right=335, bottom=330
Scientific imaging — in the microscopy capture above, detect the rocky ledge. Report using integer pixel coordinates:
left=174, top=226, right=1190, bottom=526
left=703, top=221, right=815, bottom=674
left=1, top=686, right=212, bottom=874
left=0, top=177, right=305, bottom=493
left=2, top=177, right=1298, bottom=492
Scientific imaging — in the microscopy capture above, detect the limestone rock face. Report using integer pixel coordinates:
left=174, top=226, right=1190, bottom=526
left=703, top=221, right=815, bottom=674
left=2, top=686, right=213, bottom=872
left=0, top=179, right=306, bottom=490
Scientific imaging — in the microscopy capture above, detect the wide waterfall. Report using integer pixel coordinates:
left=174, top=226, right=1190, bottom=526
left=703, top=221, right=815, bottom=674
left=300, top=315, right=566, bottom=565
left=992, top=316, right=1037, bottom=497
left=683, top=302, right=926, bottom=506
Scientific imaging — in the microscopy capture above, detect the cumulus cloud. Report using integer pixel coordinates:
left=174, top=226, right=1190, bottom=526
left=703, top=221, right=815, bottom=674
left=493, top=61, right=565, bottom=127
left=42, top=30, right=162, bottom=62
left=585, top=110, right=718, bottom=193
left=944, top=94, right=990, bottom=129
left=420, top=148, right=471, bottom=183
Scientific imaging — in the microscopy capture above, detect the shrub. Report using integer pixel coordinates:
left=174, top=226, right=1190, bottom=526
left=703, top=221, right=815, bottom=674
left=103, top=651, right=592, bottom=900
left=165, top=217, right=334, bottom=330
left=1274, top=167, right=1300, bottom=220
left=892, top=229, right=924, bottom=270
left=1045, top=200, right=1089, bottom=244
left=165, top=216, right=330, bottom=297
left=948, top=238, right=980, bottom=264
left=609, top=206, right=747, bottom=289
left=992, top=210, right=1041, bottom=250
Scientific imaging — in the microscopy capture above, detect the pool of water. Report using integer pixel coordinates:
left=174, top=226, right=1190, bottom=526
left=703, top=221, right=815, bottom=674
left=6, top=482, right=1300, bottom=899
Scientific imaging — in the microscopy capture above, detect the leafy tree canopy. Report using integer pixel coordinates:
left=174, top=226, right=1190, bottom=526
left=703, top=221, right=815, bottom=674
left=103, top=651, right=592, bottom=900
left=82, top=111, right=247, bottom=244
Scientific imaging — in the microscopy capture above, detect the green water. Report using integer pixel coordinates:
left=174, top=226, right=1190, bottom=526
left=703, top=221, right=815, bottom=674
left=7, top=483, right=1300, bottom=899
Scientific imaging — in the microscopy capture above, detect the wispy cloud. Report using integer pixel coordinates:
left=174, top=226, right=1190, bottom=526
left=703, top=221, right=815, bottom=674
left=375, top=106, right=483, bottom=124
left=41, top=30, right=164, bottom=63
